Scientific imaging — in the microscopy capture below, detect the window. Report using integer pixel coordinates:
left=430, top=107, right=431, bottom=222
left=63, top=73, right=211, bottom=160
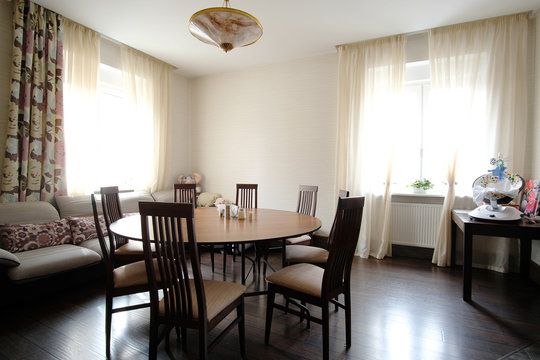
left=392, top=60, right=445, bottom=193
left=395, top=57, right=492, bottom=196
left=95, top=64, right=153, bottom=191
left=65, top=62, right=154, bottom=194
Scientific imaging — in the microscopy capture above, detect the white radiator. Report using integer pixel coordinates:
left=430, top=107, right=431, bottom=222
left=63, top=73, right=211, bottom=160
left=390, top=202, right=442, bottom=248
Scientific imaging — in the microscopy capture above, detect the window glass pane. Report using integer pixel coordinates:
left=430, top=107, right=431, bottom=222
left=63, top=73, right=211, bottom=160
left=65, top=63, right=154, bottom=193
left=95, top=64, right=153, bottom=191
left=397, top=60, right=433, bottom=192
left=421, top=84, right=446, bottom=187
left=393, top=84, right=422, bottom=188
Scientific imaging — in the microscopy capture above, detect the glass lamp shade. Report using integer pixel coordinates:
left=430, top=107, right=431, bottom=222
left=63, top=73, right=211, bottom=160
left=189, top=7, right=263, bottom=53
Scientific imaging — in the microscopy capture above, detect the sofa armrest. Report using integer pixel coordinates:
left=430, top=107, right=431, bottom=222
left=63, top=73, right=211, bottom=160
left=0, top=248, right=20, bottom=267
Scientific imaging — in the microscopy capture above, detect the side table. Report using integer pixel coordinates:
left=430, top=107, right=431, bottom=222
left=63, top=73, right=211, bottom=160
left=451, top=209, right=540, bottom=301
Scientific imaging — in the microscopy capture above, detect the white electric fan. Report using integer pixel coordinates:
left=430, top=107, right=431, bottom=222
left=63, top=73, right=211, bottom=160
left=468, top=157, right=524, bottom=222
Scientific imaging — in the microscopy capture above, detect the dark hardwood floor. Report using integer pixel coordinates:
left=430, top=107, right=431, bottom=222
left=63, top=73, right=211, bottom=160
left=1, top=250, right=539, bottom=360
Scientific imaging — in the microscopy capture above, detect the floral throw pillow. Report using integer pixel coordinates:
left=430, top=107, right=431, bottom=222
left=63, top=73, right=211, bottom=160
left=0, top=219, right=73, bottom=253
left=68, top=216, right=107, bottom=245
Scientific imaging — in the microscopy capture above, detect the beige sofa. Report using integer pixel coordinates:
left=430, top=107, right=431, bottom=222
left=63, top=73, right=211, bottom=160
left=0, top=190, right=173, bottom=283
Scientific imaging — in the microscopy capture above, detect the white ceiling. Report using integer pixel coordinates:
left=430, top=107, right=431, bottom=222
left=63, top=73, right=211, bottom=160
left=33, top=0, right=540, bottom=78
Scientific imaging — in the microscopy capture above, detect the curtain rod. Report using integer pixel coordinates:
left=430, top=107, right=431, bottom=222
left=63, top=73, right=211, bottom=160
left=336, top=10, right=533, bottom=50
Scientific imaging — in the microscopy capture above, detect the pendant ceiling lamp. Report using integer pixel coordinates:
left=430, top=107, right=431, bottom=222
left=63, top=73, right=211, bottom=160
left=189, top=0, right=263, bottom=53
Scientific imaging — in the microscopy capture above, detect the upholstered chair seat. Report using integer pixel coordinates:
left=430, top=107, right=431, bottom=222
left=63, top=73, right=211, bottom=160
left=285, top=245, right=328, bottom=265
left=159, top=279, right=246, bottom=321
left=113, top=258, right=159, bottom=289
left=285, top=234, right=311, bottom=245
left=115, top=241, right=143, bottom=256
left=115, top=241, right=156, bottom=256
left=266, top=263, right=324, bottom=297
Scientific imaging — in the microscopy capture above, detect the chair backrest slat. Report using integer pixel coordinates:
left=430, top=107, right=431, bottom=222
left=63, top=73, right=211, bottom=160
left=140, top=201, right=206, bottom=326
left=101, top=186, right=123, bottom=226
left=100, top=186, right=128, bottom=249
left=236, top=184, right=258, bottom=208
left=91, top=193, right=115, bottom=273
left=174, top=183, right=197, bottom=207
left=296, top=185, right=318, bottom=216
left=323, top=189, right=351, bottom=250
left=322, top=196, right=365, bottom=296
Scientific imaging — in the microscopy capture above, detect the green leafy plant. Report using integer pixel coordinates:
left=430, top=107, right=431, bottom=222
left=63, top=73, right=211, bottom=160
left=408, top=178, right=434, bottom=191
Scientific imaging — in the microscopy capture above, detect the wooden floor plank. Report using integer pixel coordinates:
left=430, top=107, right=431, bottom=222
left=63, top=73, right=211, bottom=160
left=1, top=252, right=539, bottom=360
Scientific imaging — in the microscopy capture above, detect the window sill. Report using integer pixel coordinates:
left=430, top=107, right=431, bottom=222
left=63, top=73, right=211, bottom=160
left=391, top=192, right=445, bottom=204
left=392, top=191, right=445, bottom=197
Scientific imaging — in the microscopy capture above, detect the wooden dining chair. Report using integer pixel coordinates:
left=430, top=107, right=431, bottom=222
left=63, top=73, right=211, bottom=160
left=285, top=189, right=349, bottom=266
left=233, top=184, right=259, bottom=279
left=265, top=196, right=365, bottom=360
left=100, top=186, right=145, bottom=265
left=91, top=194, right=151, bottom=359
left=263, top=185, right=318, bottom=271
left=173, top=183, right=222, bottom=272
left=173, top=183, right=197, bottom=204
left=338, top=189, right=350, bottom=198
left=285, top=185, right=318, bottom=246
left=236, top=183, right=258, bottom=208
left=139, top=201, right=246, bottom=360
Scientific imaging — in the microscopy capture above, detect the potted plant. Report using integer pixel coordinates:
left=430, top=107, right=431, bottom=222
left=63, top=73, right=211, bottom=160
left=408, top=178, right=434, bottom=193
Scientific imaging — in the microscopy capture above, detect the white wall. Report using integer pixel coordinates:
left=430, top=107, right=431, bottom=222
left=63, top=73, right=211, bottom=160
left=189, top=54, right=338, bottom=234
left=167, top=72, right=191, bottom=187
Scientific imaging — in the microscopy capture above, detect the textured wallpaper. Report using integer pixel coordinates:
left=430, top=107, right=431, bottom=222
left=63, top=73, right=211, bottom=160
left=189, top=54, right=339, bottom=234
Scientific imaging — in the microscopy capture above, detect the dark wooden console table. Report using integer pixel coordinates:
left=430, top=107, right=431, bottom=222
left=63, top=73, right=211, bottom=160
left=451, top=209, right=540, bottom=301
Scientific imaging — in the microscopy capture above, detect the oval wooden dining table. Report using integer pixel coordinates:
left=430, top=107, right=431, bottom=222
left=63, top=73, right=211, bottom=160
left=109, top=207, right=322, bottom=289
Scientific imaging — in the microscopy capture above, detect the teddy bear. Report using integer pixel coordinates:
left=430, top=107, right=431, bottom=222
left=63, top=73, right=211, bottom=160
left=177, top=172, right=202, bottom=194
left=177, top=173, right=223, bottom=207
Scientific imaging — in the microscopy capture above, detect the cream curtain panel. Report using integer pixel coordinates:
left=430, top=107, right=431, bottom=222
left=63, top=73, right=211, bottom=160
left=429, top=14, right=529, bottom=271
left=336, top=35, right=407, bottom=259
left=120, top=46, right=172, bottom=193
left=63, top=19, right=100, bottom=195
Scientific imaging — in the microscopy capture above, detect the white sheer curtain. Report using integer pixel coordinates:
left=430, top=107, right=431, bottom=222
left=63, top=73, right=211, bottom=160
left=63, top=20, right=172, bottom=194
left=336, top=35, right=407, bottom=259
left=430, top=14, right=529, bottom=271
left=120, top=46, right=172, bottom=193
left=63, top=19, right=101, bottom=195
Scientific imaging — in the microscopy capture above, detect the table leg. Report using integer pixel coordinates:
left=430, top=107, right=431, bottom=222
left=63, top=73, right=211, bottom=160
left=241, top=243, right=246, bottom=285
left=451, top=219, right=457, bottom=267
left=520, top=237, right=532, bottom=278
left=463, top=230, right=473, bottom=302
left=282, top=239, right=286, bottom=268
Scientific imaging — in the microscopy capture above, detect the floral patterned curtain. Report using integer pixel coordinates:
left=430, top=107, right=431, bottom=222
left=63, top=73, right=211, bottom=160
left=0, top=0, right=67, bottom=203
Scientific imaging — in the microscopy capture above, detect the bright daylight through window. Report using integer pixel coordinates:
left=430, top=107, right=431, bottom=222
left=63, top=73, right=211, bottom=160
left=392, top=60, right=444, bottom=193
left=396, top=59, right=478, bottom=196
left=65, top=63, right=153, bottom=194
